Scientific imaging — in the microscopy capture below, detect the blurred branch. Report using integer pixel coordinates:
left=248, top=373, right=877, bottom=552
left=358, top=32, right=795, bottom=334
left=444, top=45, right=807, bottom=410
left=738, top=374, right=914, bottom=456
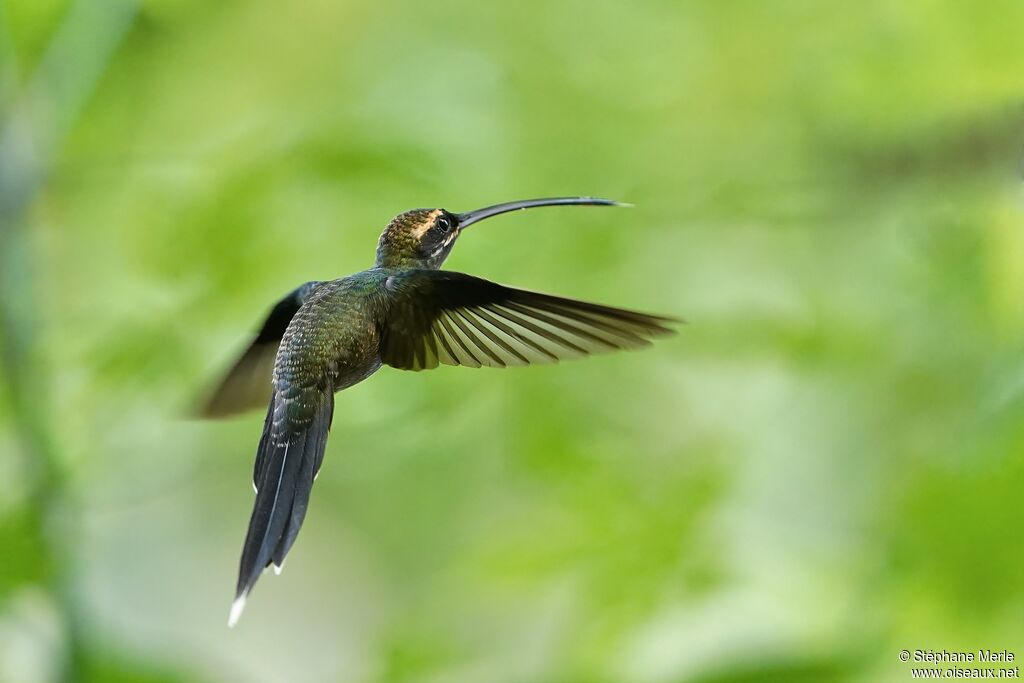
left=0, top=1, right=136, bottom=680
left=818, top=104, right=1024, bottom=192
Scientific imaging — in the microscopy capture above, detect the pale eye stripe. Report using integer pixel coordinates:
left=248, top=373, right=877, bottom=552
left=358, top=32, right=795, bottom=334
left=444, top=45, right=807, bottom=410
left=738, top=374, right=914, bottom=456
left=451, top=309, right=506, bottom=366
left=438, top=311, right=483, bottom=367
left=475, top=306, right=561, bottom=362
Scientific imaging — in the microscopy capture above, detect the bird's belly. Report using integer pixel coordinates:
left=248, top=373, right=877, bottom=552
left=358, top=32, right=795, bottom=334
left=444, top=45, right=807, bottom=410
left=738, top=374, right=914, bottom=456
left=332, top=355, right=382, bottom=391
left=275, top=280, right=385, bottom=393
left=324, top=318, right=384, bottom=391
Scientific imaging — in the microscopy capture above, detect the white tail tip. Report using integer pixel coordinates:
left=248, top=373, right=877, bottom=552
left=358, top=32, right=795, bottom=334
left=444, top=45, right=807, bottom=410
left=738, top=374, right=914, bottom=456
left=228, top=594, right=248, bottom=628
left=272, top=562, right=284, bottom=576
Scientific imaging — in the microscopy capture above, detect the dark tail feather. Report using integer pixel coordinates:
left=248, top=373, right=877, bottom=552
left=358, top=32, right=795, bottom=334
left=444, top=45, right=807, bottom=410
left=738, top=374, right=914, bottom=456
left=229, top=388, right=333, bottom=627
left=271, top=391, right=333, bottom=568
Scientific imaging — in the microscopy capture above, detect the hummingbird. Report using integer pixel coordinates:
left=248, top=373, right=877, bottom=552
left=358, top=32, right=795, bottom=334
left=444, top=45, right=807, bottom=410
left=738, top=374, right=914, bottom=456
left=202, top=197, right=678, bottom=626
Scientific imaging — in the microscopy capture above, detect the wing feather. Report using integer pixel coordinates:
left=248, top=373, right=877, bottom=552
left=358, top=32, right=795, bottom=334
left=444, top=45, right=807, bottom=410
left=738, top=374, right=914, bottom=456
left=379, top=270, right=678, bottom=371
left=201, top=281, right=322, bottom=417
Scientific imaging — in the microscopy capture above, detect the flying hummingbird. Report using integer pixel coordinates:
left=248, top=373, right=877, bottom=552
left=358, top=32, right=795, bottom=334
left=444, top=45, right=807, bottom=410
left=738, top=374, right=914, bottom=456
left=202, top=197, right=678, bottom=626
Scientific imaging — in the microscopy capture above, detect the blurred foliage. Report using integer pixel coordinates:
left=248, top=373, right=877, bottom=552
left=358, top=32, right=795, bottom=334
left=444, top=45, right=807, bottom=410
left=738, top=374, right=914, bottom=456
left=0, top=0, right=1022, bottom=682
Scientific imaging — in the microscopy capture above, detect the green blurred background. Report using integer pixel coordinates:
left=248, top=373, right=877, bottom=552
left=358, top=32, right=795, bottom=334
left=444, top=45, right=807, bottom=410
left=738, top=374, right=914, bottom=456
left=1, top=1, right=1022, bottom=681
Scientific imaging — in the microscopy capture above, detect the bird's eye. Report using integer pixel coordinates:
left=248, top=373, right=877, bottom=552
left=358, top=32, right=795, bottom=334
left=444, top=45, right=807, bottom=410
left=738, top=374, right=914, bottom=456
left=436, top=216, right=451, bottom=231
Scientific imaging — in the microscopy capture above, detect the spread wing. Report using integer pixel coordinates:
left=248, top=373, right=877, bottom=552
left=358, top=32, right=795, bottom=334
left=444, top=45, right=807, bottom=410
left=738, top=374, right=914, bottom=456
left=200, top=281, right=322, bottom=417
left=379, top=270, right=678, bottom=371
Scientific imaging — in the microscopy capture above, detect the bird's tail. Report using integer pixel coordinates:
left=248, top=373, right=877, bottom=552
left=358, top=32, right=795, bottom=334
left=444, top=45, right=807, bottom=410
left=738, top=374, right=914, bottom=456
left=229, top=387, right=334, bottom=627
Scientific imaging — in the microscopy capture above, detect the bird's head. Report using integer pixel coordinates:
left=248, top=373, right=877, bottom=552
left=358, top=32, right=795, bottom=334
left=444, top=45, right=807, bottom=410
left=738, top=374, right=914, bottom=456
left=374, top=197, right=626, bottom=270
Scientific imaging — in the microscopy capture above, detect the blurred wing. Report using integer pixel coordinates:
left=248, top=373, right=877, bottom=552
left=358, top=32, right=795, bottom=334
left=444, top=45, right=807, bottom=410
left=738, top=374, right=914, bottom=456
left=379, top=270, right=678, bottom=371
left=200, top=281, right=322, bottom=417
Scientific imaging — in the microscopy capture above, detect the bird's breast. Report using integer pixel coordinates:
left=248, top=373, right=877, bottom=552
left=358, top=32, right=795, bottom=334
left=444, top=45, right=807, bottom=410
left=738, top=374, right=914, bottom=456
left=274, top=278, right=385, bottom=392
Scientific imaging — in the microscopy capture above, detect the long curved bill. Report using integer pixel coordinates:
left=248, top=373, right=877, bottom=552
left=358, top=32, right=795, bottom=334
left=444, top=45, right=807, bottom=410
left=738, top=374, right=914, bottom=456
left=455, top=197, right=628, bottom=229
